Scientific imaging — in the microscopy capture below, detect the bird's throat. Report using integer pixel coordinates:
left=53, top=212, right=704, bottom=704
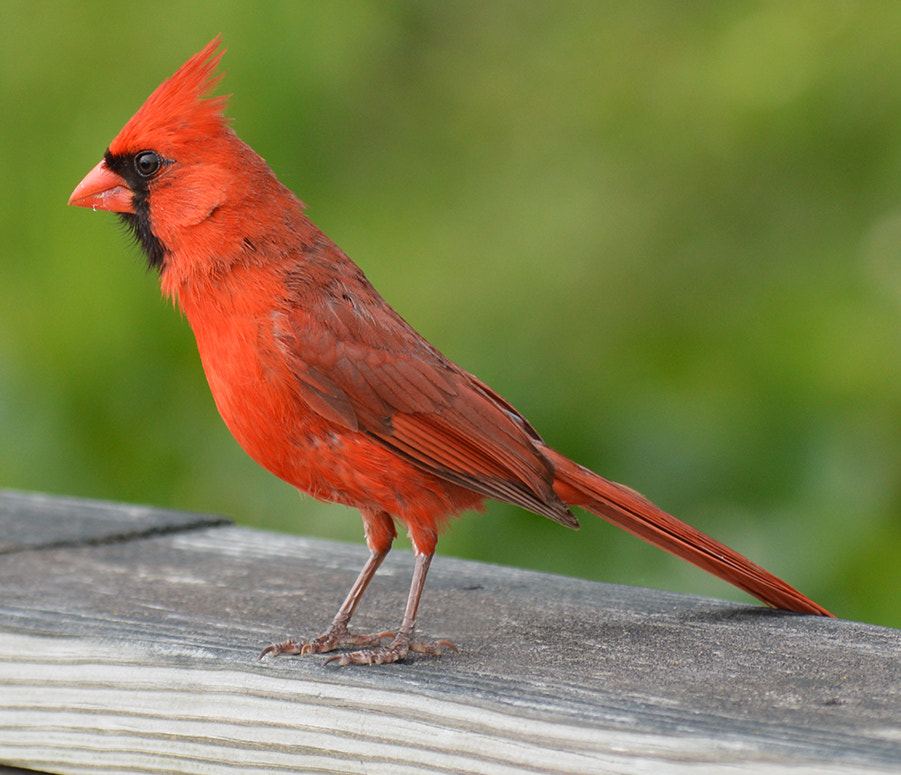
left=118, top=208, right=168, bottom=272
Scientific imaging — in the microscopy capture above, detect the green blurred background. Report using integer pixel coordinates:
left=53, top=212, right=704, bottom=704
left=2, top=2, right=900, bottom=627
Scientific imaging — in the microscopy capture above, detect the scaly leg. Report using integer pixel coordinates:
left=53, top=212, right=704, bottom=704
left=326, top=552, right=457, bottom=666
left=259, top=549, right=394, bottom=658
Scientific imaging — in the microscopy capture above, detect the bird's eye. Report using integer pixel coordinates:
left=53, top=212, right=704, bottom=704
left=134, top=150, right=162, bottom=178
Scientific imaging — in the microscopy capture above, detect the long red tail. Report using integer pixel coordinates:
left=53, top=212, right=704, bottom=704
left=546, top=448, right=833, bottom=616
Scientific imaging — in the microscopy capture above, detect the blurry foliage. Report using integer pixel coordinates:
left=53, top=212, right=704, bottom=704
left=1, top=1, right=900, bottom=627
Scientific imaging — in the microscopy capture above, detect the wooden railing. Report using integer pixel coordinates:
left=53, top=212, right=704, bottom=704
left=0, top=490, right=898, bottom=774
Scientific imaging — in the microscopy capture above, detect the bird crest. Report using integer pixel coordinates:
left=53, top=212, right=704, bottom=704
left=109, top=36, right=229, bottom=156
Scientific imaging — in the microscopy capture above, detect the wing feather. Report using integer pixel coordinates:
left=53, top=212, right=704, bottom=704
left=274, top=249, right=578, bottom=527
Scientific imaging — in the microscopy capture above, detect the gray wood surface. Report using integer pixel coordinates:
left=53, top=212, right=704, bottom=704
left=0, top=489, right=898, bottom=774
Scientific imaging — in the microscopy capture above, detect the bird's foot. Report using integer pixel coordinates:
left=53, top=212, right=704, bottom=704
left=325, top=635, right=458, bottom=666
left=259, top=623, right=394, bottom=659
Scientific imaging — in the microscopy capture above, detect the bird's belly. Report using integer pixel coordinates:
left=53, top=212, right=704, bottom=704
left=189, top=311, right=482, bottom=533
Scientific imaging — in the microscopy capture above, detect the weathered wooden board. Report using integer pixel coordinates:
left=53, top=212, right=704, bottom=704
left=0, top=490, right=898, bottom=774
left=0, top=490, right=230, bottom=553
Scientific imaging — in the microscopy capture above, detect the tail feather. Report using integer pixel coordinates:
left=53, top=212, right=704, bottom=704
left=546, top=448, right=833, bottom=617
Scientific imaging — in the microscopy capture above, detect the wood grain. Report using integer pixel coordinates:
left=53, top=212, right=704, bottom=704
left=0, top=490, right=898, bottom=774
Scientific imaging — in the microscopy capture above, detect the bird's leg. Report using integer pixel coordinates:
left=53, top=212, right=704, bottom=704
left=259, top=549, right=394, bottom=658
left=326, top=551, right=457, bottom=666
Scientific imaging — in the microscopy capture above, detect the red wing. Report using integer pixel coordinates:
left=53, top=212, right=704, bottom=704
left=272, top=263, right=576, bottom=527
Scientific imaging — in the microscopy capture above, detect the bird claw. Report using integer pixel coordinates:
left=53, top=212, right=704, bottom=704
left=258, top=639, right=304, bottom=659
left=410, top=638, right=458, bottom=656
left=325, top=637, right=458, bottom=666
left=258, top=626, right=394, bottom=659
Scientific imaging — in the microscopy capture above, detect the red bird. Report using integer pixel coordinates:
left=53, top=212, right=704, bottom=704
left=69, top=39, right=833, bottom=665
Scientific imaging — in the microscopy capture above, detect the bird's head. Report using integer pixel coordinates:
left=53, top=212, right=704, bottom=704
left=68, top=37, right=238, bottom=272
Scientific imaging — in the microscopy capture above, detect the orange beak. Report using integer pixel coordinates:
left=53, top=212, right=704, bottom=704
left=68, top=159, right=134, bottom=213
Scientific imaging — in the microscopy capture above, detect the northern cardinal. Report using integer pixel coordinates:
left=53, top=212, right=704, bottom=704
left=69, top=38, right=833, bottom=665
